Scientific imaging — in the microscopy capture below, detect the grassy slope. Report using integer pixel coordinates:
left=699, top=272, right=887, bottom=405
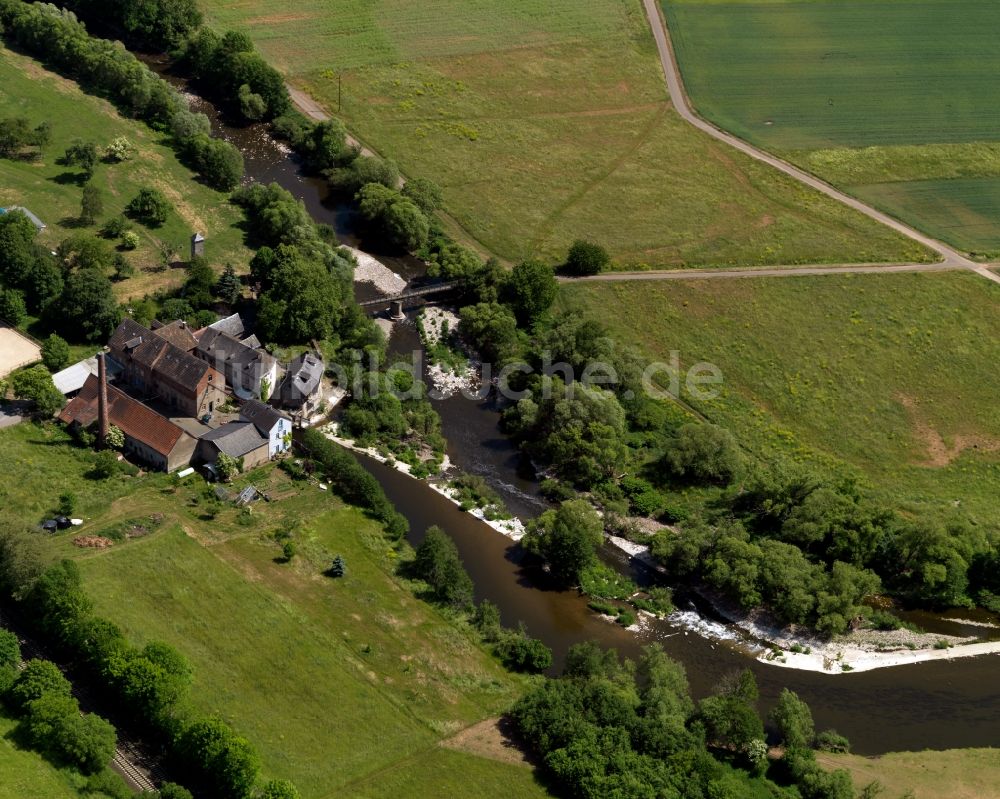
left=0, top=424, right=547, bottom=798
left=0, top=714, right=78, bottom=799
left=563, top=272, right=1000, bottom=528
left=664, top=0, right=1000, bottom=255
left=199, top=0, right=925, bottom=269
left=817, top=749, right=1000, bottom=799
left=0, top=46, right=249, bottom=300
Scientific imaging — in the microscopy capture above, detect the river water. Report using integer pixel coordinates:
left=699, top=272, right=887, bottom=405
left=154, top=62, right=1000, bottom=754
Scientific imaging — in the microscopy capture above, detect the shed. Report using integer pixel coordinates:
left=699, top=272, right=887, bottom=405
left=0, top=206, right=46, bottom=230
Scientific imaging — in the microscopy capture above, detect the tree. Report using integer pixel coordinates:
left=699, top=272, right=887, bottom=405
left=355, top=183, right=428, bottom=252
left=329, top=555, right=346, bottom=578
left=0, top=287, right=26, bottom=326
left=472, top=599, right=501, bottom=642
left=770, top=688, right=815, bottom=750
left=184, top=257, right=216, bottom=309
left=8, top=659, right=71, bottom=712
left=0, top=629, right=21, bottom=693
left=214, top=263, right=242, bottom=305
left=187, top=134, right=244, bottom=191
left=63, top=139, right=98, bottom=180
left=401, top=177, right=443, bottom=214
left=564, top=240, right=610, bottom=275
left=256, top=245, right=345, bottom=344
left=660, top=423, right=742, bottom=485
left=120, top=230, right=141, bottom=250
left=524, top=500, right=604, bottom=586
left=11, top=365, right=64, bottom=416
left=495, top=625, right=552, bottom=673
left=412, top=526, right=474, bottom=609
left=158, top=784, right=194, bottom=799
left=104, top=136, right=135, bottom=163
left=697, top=670, right=765, bottom=764
left=41, top=334, right=70, bottom=371
left=282, top=541, right=296, bottom=562
left=80, top=184, right=103, bottom=224
left=57, top=491, right=76, bottom=516
left=216, top=452, right=240, bottom=482
left=126, top=187, right=171, bottom=227
left=503, top=259, right=557, bottom=325
left=238, top=83, right=267, bottom=121
left=459, top=302, right=518, bottom=362
left=329, top=156, right=399, bottom=194
left=176, top=716, right=261, bottom=799
left=51, top=268, right=121, bottom=342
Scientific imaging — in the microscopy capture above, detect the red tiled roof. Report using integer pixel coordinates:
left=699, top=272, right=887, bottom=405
left=58, top=374, right=188, bottom=457
left=152, top=319, right=198, bottom=352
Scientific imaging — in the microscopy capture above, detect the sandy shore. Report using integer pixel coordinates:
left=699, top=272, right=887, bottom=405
left=427, top=481, right=526, bottom=541
left=418, top=306, right=479, bottom=399
left=318, top=423, right=448, bottom=477
left=348, top=247, right=407, bottom=294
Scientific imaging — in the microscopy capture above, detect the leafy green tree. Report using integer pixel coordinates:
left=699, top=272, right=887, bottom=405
left=524, top=500, right=603, bottom=586
left=176, top=716, right=261, bottom=799
left=503, top=259, right=557, bottom=325
left=104, top=136, right=135, bottom=163
left=0, top=287, right=26, bottom=326
left=158, top=784, right=194, bottom=799
left=770, top=688, right=815, bottom=750
left=51, top=268, right=121, bottom=342
left=186, top=134, right=244, bottom=191
left=58, top=233, right=117, bottom=274
left=120, top=230, right=141, bottom=251
left=495, top=626, right=552, bottom=673
left=238, top=83, right=267, bottom=121
left=256, top=245, right=345, bottom=343
left=412, top=526, right=474, bottom=609
left=697, top=670, right=765, bottom=763
left=383, top=197, right=429, bottom=251
left=459, top=302, right=518, bottom=362
left=63, top=139, right=98, bottom=180
left=472, top=599, right=501, bottom=642
left=814, top=562, right=880, bottom=634
left=8, top=659, right=71, bottom=712
left=41, top=334, right=70, bottom=372
left=564, top=239, right=610, bottom=275
left=80, top=184, right=103, bottom=225
left=214, top=263, right=242, bottom=305
left=329, top=156, right=400, bottom=194
left=660, top=423, right=742, bottom=485
left=300, top=119, right=350, bottom=173
left=401, top=177, right=443, bottom=214
left=11, top=365, right=64, bottom=416
left=126, top=187, right=171, bottom=227
left=183, top=257, right=216, bottom=310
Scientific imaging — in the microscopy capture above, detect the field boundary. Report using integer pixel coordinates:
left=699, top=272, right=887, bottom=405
left=642, top=0, right=1000, bottom=286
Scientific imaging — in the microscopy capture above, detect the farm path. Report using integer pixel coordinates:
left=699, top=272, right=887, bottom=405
left=640, top=0, right=1000, bottom=286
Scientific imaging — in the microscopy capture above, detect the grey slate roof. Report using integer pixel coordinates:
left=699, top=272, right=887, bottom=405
left=240, top=398, right=288, bottom=435
left=196, top=328, right=276, bottom=377
left=208, top=313, right=246, bottom=339
left=201, top=421, right=267, bottom=458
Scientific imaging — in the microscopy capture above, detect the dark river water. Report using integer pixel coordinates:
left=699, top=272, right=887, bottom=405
left=154, top=61, right=1000, bottom=755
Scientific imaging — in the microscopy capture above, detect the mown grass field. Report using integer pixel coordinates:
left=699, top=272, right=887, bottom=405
left=0, top=46, right=249, bottom=300
left=664, top=0, right=1000, bottom=256
left=0, top=714, right=78, bottom=799
left=817, top=749, right=1000, bottom=799
left=0, top=424, right=549, bottom=798
left=200, top=0, right=926, bottom=269
left=563, top=271, right=1000, bottom=527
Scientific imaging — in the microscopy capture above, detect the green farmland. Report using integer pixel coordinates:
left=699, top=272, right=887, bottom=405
left=563, top=271, right=1000, bottom=529
left=200, top=0, right=927, bottom=268
left=0, top=46, right=249, bottom=300
left=664, top=0, right=1000, bottom=256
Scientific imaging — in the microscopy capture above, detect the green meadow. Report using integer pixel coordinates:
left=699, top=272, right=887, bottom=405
left=563, top=271, right=1000, bottom=529
left=0, top=424, right=549, bottom=798
left=664, top=0, right=1000, bottom=256
left=199, top=0, right=926, bottom=268
left=0, top=714, right=78, bottom=799
left=0, top=46, right=249, bottom=300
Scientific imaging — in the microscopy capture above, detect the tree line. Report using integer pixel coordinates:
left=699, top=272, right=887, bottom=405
left=513, top=642, right=876, bottom=799
left=0, top=521, right=300, bottom=799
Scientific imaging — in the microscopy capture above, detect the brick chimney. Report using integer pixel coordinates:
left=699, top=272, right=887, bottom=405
left=97, top=352, right=109, bottom=448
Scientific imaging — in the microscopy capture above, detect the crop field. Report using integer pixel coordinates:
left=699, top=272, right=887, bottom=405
left=0, top=46, right=249, bottom=300
left=0, top=423, right=549, bottom=798
left=663, top=0, right=1000, bottom=256
left=200, top=0, right=925, bottom=268
left=563, top=271, right=1000, bottom=528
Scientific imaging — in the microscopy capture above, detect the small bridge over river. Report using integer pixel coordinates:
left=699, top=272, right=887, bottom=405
left=359, top=280, right=461, bottom=317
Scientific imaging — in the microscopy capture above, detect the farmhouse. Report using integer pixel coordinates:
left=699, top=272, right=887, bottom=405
left=198, top=421, right=269, bottom=470
left=239, top=399, right=292, bottom=459
left=108, top=319, right=226, bottom=417
left=58, top=373, right=196, bottom=472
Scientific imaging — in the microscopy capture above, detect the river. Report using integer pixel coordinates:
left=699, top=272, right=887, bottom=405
left=152, top=61, right=1000, bottom=755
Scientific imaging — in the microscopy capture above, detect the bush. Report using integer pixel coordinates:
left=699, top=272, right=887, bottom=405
left=495, top=626, right=552, bottom=673
left=0, top=287, right=26, bottom=326
left=563, top=239, right=610, bottom=275
left=41, top=334, right=70, bottom=372
left=816, top=729, right=851, bottom=753
left=411, top=526, right=473, bottom=609
left=126, top=188, right=171, bottom=227
left=120, top=231, right=140, bottom=250
left=660, top=423, right=742, bottom=485
left=92, top=451, right=119, bottom=480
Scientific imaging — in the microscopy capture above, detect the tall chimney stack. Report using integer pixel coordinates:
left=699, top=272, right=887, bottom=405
left=97, top=352, right=109, bottom=448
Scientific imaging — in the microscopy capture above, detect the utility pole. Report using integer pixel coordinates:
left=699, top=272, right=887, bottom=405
left=338, top=73, right=342, bottom=114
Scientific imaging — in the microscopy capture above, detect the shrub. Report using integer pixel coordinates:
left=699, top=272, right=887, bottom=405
left=92, top=451, right=119, bottom=479
left=104, top=136, right=135, bottom=163
left=411, top=526, right=473, bottom=609
left=0, top=287, right=26, bottom=326
left=120, top=231, right=141, bottom=250
left=564, top=239, right=610, bottom=275
left=495, top=626, right=552, bottom=673
left=816, top=729, right=851, bottom=753
left=41, top=334, right=70, bottom=371
left=126, top=188, right=171, bottom=227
